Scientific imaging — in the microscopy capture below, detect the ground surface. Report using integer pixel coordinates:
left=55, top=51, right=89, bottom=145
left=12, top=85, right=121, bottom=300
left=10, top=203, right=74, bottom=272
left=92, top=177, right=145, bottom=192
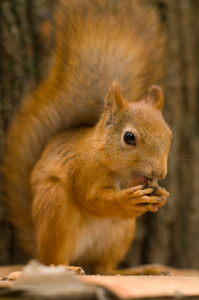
left=1, top=264, right=199, bottom=299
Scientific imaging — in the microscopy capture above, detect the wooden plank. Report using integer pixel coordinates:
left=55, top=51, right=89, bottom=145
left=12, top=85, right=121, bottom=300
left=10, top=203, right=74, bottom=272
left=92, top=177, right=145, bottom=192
left=82, top=275, right=199, bottom=299
left=1, top=265, right=199, bottom=299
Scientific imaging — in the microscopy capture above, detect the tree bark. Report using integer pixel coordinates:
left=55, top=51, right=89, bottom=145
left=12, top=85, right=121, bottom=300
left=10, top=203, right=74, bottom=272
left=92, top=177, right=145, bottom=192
left=0, top=0, right=54, bottom=264
left=1, top=0, right=199, bottom=269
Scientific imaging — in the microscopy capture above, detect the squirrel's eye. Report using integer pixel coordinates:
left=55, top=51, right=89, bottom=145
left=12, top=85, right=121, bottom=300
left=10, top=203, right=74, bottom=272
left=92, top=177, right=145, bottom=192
left=123, top=132, right=136, bottom=146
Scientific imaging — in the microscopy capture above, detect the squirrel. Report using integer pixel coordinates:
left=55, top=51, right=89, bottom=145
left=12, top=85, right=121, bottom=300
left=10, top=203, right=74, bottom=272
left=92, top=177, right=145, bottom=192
left=31, top=82, right=171, bottom=274
left=2, top=0, right=172, bottom=274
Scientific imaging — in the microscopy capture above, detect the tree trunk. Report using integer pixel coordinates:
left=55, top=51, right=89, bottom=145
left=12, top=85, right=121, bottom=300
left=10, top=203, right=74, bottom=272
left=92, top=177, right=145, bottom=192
left=0, top=0, right=54, bottom=264
left=1, top=0, right=199, bottom=269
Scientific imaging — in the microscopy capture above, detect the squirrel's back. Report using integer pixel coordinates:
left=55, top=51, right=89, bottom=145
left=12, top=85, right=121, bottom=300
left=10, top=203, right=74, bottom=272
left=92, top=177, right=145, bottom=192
left=2, top=0, right=166, bottom=255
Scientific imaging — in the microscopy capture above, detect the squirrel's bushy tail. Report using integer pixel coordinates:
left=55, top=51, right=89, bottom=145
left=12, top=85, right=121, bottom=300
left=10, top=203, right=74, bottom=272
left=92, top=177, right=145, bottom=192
left=2, top=0, right=166, bottom=255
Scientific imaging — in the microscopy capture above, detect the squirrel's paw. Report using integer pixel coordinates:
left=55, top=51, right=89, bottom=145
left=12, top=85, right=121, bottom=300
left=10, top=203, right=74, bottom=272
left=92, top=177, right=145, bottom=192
left=150, top=186, right=169, bottom=208
left=50, top=265, right=85, bottom=275
left=120, top=185, right=168, bottom=214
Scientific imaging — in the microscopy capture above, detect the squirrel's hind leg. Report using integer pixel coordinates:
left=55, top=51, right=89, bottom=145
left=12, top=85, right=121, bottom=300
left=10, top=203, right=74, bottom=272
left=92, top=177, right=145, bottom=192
left=31, top=177, right=80, bottom=267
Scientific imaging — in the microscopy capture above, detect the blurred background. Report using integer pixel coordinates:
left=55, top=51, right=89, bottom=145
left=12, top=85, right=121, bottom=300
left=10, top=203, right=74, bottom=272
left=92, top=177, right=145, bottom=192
left=0, top=0, right=199, bottom=269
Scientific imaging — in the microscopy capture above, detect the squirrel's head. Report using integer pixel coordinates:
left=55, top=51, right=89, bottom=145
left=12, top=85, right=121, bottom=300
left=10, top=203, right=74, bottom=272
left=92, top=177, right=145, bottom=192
left=96, top=81, right=172, bottom=182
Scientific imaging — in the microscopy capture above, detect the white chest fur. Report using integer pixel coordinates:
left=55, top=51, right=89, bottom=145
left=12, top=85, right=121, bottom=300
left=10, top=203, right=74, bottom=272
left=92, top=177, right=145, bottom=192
left=71, top=214, right=135, bottom=265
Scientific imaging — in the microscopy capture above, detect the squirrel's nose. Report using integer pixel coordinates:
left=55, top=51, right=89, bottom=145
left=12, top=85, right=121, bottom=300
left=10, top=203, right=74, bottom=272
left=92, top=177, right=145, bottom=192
left=143, top=159, right=168, bottom=180
left=150, top=168, right=167, bottom=180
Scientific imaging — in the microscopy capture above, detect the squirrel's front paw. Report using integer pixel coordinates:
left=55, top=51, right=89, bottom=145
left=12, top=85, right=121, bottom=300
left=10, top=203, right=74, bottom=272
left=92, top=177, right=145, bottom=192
left=120, top=185, right=162, bottom=212
left=150, top=186, right=169, bottom=208
left=120, top=184, right=169, bottom=216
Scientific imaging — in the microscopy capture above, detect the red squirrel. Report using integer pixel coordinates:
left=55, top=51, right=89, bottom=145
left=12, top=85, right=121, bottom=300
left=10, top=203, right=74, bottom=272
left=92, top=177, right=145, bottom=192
left=2, top=0, right=172, bottom=274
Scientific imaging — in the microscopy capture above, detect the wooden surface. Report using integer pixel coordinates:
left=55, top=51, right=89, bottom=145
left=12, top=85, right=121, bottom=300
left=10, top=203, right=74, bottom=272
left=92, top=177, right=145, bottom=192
left=83, top=275, right=199, bottom=299
left=0, top=265, right=23, bottom=278
left=1, top=265, right=199, bottom=299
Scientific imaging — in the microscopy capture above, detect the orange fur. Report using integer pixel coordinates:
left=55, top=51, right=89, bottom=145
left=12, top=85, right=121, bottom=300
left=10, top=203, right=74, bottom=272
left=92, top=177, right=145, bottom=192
left=2, top=0, right=170, bottom=272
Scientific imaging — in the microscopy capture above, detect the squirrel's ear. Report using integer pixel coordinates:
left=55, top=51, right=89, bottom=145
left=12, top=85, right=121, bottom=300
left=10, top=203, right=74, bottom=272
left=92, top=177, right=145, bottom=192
left=147, top=85, right=164, bottom=111
left=105, top=81, right=126, bottom=111
left=103, top=81, right=126, bottom=126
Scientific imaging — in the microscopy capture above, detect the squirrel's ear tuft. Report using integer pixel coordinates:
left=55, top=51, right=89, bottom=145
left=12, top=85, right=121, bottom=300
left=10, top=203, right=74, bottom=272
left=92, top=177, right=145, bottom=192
left=105, top=81, right=126, bottom=111
left=104, top=81, right=126, bottom=126
left=147, top=85, right=164, bottom=111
